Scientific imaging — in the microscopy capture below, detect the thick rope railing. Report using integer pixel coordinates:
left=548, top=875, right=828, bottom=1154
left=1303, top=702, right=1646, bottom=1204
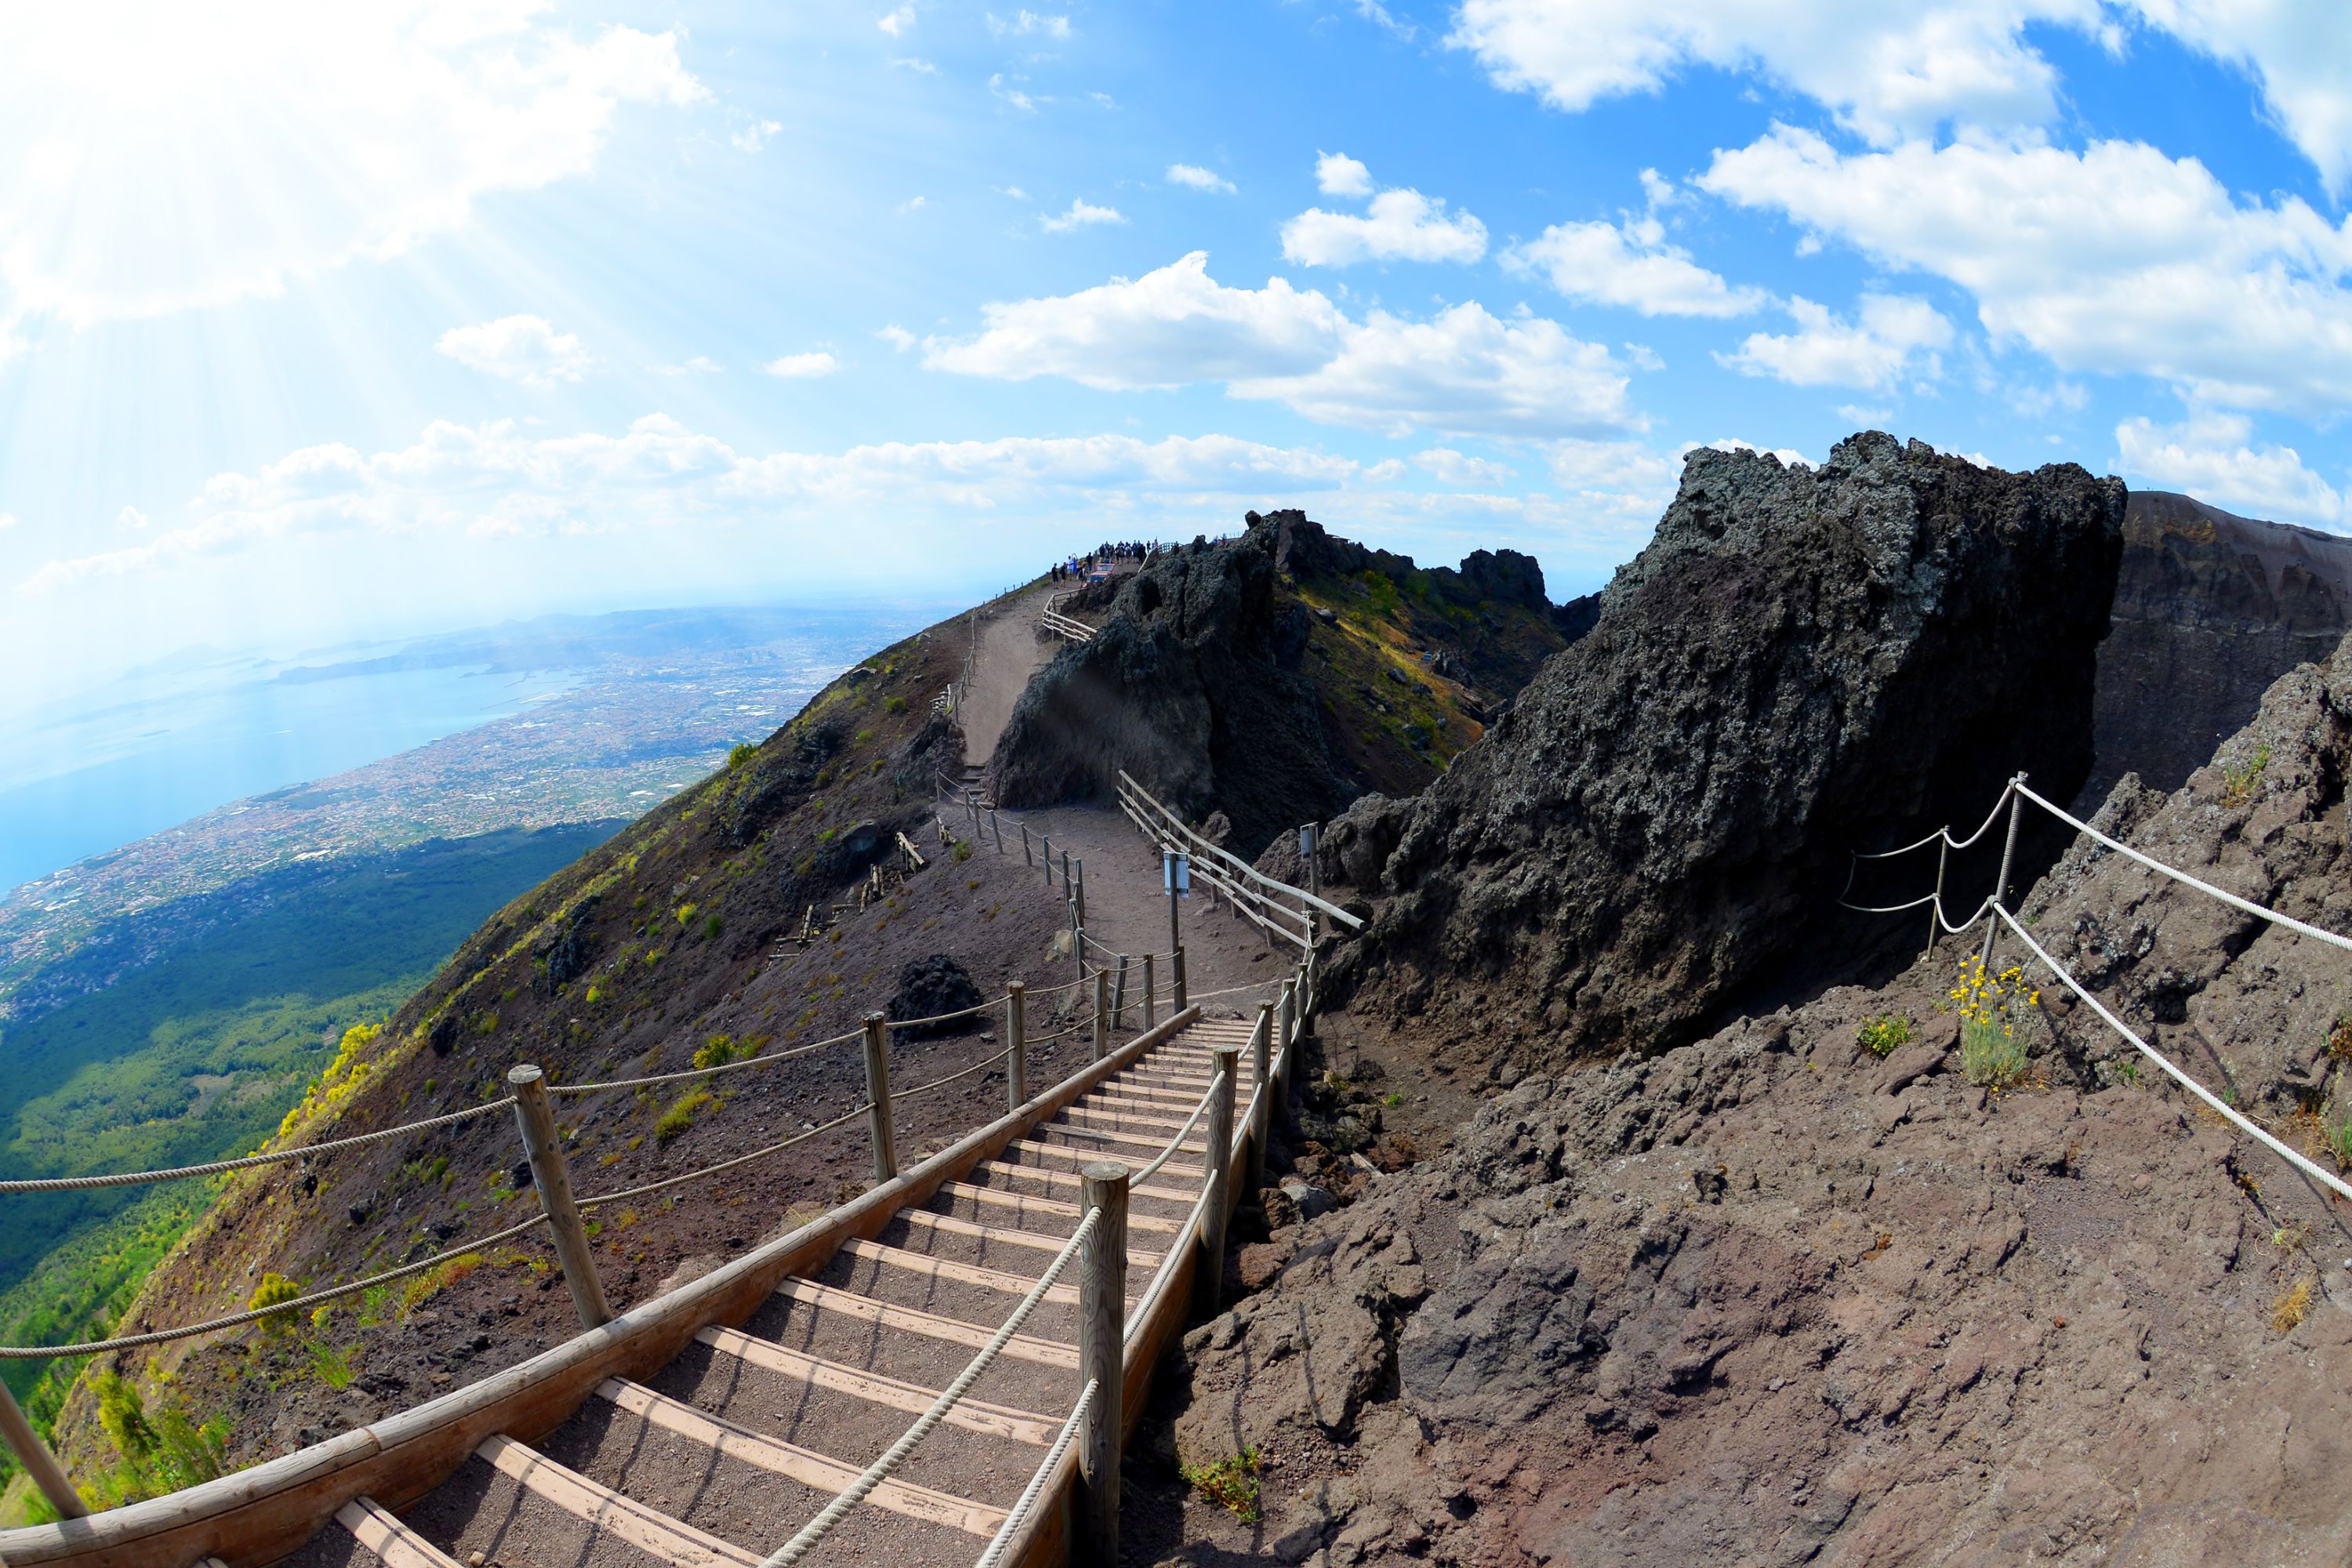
left=1994, top=906, right=2352, bottom=1203
left=546, top=1033, right=861, bottom=1097
left=758, top=1207, right=1101, bottom=1568
left=972, top=1377, right=1097, bottom=1568
left=0, top=1211, right=555, bottom=1359
left=0, top=1096, right=521, bottom=1193
left=1134, top=1072, right=1223, bottom=1189
left=575, top=1103, right=874, bottom=1212
left=891, top=1048, right=1013, bottom=1105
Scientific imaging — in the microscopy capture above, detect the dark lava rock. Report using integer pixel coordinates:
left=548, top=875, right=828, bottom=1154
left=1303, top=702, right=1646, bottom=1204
left=1330, top=434, right=2125, bottom=1068
left=533, top=893, right=599, bottom=994
left=885, top=953, right=985, bottom=1037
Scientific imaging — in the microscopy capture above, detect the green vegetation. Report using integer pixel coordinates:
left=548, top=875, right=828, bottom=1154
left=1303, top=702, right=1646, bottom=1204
left=247, top=1272, right=301, bottom=1336
left=727, top=742, right=759, bottom=771
left=1857, top=1014, right=1915, bottom=1058
left=1952, top=956, right=2036, bottom=1090
left=85, top=1369, right=227, bottom=1508
left=1181, top=1449, right=1263, bottom=1523
left=655, top=1088, right=714, bottom=1145
left=882, top=695, right=909, bottom=714
left=2223, top=742, right=2274, bottom=805
left=691, top=1034, right=750, bottom=1070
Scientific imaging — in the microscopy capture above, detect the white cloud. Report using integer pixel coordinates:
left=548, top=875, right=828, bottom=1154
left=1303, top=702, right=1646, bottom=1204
left=1624, top=342, right=1664, bottom=372
left=2115, top=412, right=2348, bottom=528
left=117, top=506, right=150, bottom=532
left=891, top=56, right=938, bottom=72
left=1700, top=125, right=2352, bottom=414
left=0, top=5, right=702, bottom=336
left=1445, top=0, right=2093, bottom=146
left=765, top=351, right=840, bottom=379
left=1316, top=151, right=1374, bottom=198
left=2131, top=2, right=2352, bottom=191
left=437, top=315, right=596, bottom=387
left=877, top=5, right=915, bottom=37
left=657, top=355, right=723, bottom=376
left=731, top=119, right=783, bottom=153
left=1041, top=198, right=1127, bottom=233
left=1508, top=217, right=1764, bottom=316
left=1544, top=439, right=1679, bottom=514
left=923, top=252, right=1636, bottom=439
left=877, top=325, right=917, bottom=352
left=1283, top=189, right=1488, bottom=267
left=1416, top=448, right=1516, bottom=485
left=989, top=74, right=1040, bottom=111
left=1836, top=403, right=1895, bottom=426
left=0, top=514, right=17, bottom=531
left=1355, top=0, right=1419, bottom=41
left=988, top=10, right=1072, bottom=38
left=1167, top=164, right=1237, bottom=194
left=1720, top=294, right=1952, bottom=390
left=1695, top=437, right=1812, bottom=467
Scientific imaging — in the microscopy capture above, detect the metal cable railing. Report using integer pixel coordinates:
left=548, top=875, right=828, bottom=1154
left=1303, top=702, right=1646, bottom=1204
left=760, top=1207, right=1100, bottom=1568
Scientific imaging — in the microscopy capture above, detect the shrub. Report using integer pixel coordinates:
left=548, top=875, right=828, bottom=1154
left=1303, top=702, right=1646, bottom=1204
left=728, top=742, right=758, bottom=771
left=1858, top=1014, right=1915, bottom=1058
left=703, top=912, right=723, bottom=939
left=691, top=1035, right=747, bottom=1070
left=656, top=1088, right=713, bottom=1145
left=2273, top=1275, right=2315, bottom=1332
left=2223, top=742, right=2273, bottom=805
left=400, top=1253, right=481, bottom=1314
left=1181, top=1450, right=1263, bottom=1523
left=952, top=840, right=974, bottom=863
left=1951, top=955, right=2037, bottom=1090
left=2329, top=1013, right=2352, bottom=1061
left=883, top=695, right=909, bottom=714
left=303, top=1338, right=355, bottom=1388
left=248, top=1273, right=302, bottom=1337
left=2322, top=1098, right=2352, bottom=1172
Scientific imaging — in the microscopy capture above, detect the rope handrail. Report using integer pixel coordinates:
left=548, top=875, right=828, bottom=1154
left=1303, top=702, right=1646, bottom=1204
left=0, top=1211, right=556, bottom=1359
left=1994, top=906, right=2352, bottom=1204
left=759, top=1207, right=1100, bottom=1568
left=547, top=1033, right=862, bottom=1097
left=973, top=1377, right=1096, bottom=1568
left=884, top=996, right=1000, bottom=1032
left=2013, top=781, right=2352, bottom=955
left=892, top=1047, right=1013, bottom=1105
left=1134, top=1072, right=1223, bottom=1189
left=1181, top=978, right=1283, bottom=1004
left=0, top=1095, right=521, bottom=1194
left=575, top=1104, right=873, bottom=1212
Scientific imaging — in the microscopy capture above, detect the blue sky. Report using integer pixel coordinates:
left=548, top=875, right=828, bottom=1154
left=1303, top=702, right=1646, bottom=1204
left=4, top=0, right=2351, bottom=702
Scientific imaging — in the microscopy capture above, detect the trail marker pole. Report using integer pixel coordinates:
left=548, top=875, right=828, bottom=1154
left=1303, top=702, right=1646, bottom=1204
left=1006, top=982, right=1029, bottom=1111
left=509, top=1065, right=610, bottom=1330
left=1980, top=772, right=2028, bottom=970
left=1198, top=1045, right=1240, bottom=1315
left=1173, top=946, right=1189, bottom=1012
left=862, top=1013, right=898, bottom=1183
left=1142, top=953, right=1156, bottom=1028
left=1077, top=1163, right=1130, bottom=1566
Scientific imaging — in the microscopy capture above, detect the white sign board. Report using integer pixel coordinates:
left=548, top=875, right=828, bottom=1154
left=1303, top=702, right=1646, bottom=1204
left=1163, top=851, right=1191, bottom=898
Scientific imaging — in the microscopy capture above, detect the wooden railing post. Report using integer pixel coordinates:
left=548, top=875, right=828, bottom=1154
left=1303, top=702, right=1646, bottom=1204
left=1069, top=900, right=1085, bottom=985
left=1062, top=848, right=1073, bottom=895
left=1042, top=833, right=1052, bottom=884
left=1006, top=982, right=1029, bottom=1111
left=1277, top=977, right=1299, bottom=1105
left=1247, top=1002, right=1274, bottom=1195
left=1075, top=857, right=1087, bottom=928
left=1172, top=946, right=1189, bottom=1011
left=989, top=808, right=1004, bottom=853
left=1197, top=1044, right=1240, bottom=1316
left=862, top=1013, right=898, bottom=1183
left=1093, top=967, right=1110, bottom=1062
left=1110, top=953, right=1129, bottom=1029
left=509, top=1064, right=610, bottom=1330
left=0, top=1377, right=84, bottom=1519
left=1142, top=953, right=1156, bottom=1028
left=1078, top=1163, right=1129, bottom=1566
left=1021, top=822, right=1033, bottom=866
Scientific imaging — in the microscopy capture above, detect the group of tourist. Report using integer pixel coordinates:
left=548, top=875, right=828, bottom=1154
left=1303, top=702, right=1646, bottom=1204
left=1049, top=540, right=1160, bottom=583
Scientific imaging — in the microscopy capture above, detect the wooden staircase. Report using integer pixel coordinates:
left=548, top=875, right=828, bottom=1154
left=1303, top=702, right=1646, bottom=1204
left=64, top=1013, right=1272, bottom=1568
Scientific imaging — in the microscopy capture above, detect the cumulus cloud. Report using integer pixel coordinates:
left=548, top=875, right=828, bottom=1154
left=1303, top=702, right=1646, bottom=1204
left=656, top=355, right=723, bottom=376
left=2115, top=412, right=2348, bottom=528
left=877, top=5, right=915, bottom=37
left=437, top=316, right=597, bottom=387
left=1283, top=187, right=1490, bottom=267
left=117, top=506, right=151, bottom=532
left=0, top=514, right=17, bottom=531
left=1508, top=216, right=1765, bottom=317
left=1416, top=448, right=1516, bottom=485
left=1316, top=152, right=1374, bottom=198
left=1719, top=294, right=1953, bottom=390
left=0, top=5, right=702, bottom=336
left=731, top=119, right=782, bottom=153
left=922, top=252, right=1636, bottom=438
left=1040, top=198, right=1126, bottom=233
left=764, top=351, right=840, bottom=378
left=988, top=9, right=1072, bottom=37
left=1700, top=125, right=2352, bottom=414
left=1167, top=163, right=1237, bottom=194
left=877, top=325, right=917, bottom=351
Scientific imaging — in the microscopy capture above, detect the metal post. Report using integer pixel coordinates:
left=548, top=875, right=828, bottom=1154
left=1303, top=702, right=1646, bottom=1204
left=509, top=1065, right=610, bottom=1330
left=1093, top=967, right=1110, bottom=1062
left=1980, top=772, right=2028, bottom=969
left=862, top=1013, right=898, bottom=1183
left=1069, top=899, right=1085, bottom=985
left=1075, top=857, right=1087, bottom=929
left=1077, top=1163, right=1130, bottom=1566
left=1111, top=953, right=1129, bottom=1029
left=1247, top=1002, right=1274, bottom=1195
left=1142, top=953, right=1156, bottom=1028
left=1022, top=822, right=1033, bottom=866
left=1164, top=849, right=1182, bottom=965
left=1173, top=946, right=1189, bottom=1012
left=1928, top=836, right=1949, bottom=958
left=1198, top=1044, right=1240, bottom=1316
left=1007, top=982, right=1029, bottom=1112
left=990, top=808, right=1004, bottom=853
left=0, top=1378, right=84, bottom=1519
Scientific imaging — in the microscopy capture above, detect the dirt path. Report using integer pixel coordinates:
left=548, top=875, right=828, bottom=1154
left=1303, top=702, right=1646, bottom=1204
left=960, top=584, right=1058, bottom=769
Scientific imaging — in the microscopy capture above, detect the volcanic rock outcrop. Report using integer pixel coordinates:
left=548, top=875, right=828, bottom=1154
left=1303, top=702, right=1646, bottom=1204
left=2085, top=489, right=2352, bottom=804
left=1327, top=434, right=2126, bottom=1069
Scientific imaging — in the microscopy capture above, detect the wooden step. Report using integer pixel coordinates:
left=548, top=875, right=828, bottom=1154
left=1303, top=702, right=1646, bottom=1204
left=1059, top=1102, right=1196, bottom=1134
left=1090, top=1081, right=1214, bottom=1108
left=772, top=1279, right=1080, bottom=1369
left=598, top=1378, right=1004, bottom=1537
left=938, top=1179, right=1181, bottom=1233
left=897, top=1207, right=1164, bottom=1268
left=1036, top=1120, right=1207, bottom=1156
left=999, top=1142, right=1206, bottom=1184
left=477, top=1434, right=757, bottom=1568
left=839, top=1237, right=1112, bottom=1308
left=697, top=1327, right=1057, bottom=1446
left=336, top=1497, right=462, bottom=1568
left=979, top=1156, right=1200, bottom=1203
